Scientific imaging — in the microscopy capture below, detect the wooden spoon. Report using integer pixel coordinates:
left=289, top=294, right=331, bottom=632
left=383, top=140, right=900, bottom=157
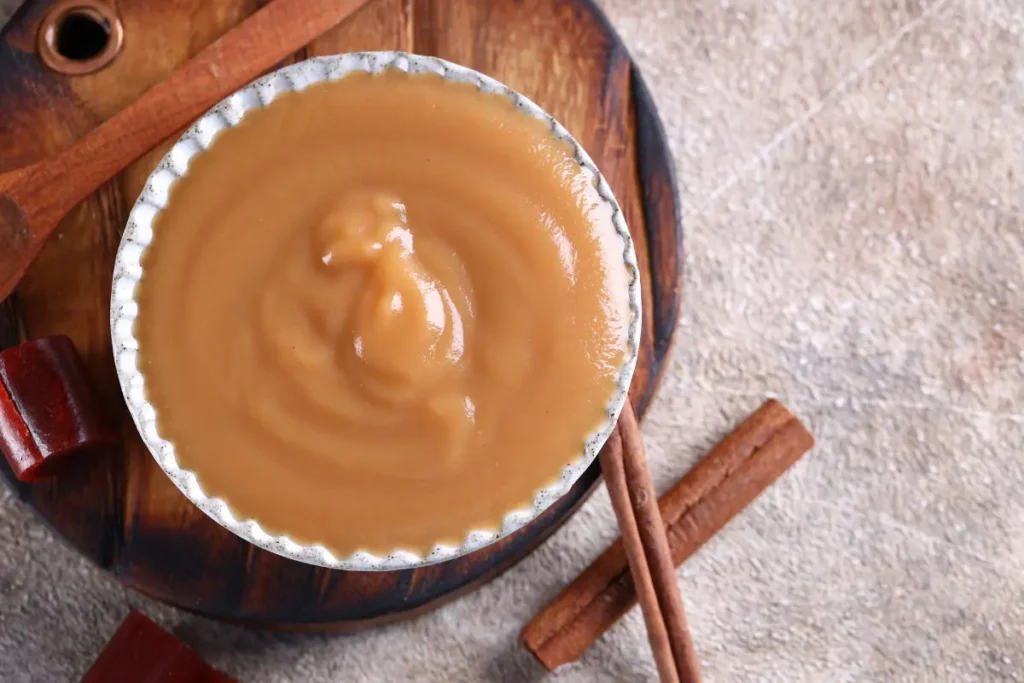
left=0, top=0, right=372, bottom=301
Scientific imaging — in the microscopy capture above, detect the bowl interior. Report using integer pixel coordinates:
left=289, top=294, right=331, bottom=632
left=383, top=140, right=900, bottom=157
left=110, top=51, right=641, bottom=570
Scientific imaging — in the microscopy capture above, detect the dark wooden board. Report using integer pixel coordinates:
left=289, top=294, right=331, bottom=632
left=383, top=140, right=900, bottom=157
left=0, top=0, right=682, bottom=629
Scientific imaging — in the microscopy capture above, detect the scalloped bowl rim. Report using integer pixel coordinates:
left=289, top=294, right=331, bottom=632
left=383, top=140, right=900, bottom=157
left=110, top=51, right=641, bottom=571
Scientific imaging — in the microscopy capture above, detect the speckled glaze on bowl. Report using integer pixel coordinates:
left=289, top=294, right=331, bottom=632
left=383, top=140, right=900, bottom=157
left=110, top=52, right=641, bottom=571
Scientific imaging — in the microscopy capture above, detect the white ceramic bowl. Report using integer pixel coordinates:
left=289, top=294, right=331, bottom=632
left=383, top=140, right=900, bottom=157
left=110, top=52, right=641, bottom=571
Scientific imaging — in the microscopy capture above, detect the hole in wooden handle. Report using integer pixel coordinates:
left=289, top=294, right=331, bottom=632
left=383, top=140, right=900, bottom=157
left=37, top=0, right=124, bottom=76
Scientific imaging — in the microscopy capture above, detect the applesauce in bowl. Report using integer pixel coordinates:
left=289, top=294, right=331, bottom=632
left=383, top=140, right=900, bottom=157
left=111, top=52, right=639, bottom=569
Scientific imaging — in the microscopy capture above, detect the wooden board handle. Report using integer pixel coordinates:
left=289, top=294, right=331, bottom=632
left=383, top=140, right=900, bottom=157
left=0, top=0, right=371, bottom=301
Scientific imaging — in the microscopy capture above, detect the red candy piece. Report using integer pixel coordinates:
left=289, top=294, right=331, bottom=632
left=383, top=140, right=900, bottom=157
left=0, top=335, right=119, bottom=481
left=81, top=610, right=236, bottom=683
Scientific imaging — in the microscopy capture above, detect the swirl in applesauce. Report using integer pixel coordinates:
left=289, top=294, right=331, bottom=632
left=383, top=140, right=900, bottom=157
left=253, top=189, right=476, bottom=474
left=136, top=70, right=632, bottom=556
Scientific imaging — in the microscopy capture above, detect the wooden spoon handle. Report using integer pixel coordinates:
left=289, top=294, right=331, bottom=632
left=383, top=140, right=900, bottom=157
left=0, top=0, right=371, bottom=300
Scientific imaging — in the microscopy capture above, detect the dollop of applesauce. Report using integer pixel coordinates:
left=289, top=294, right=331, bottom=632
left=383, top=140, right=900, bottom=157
left=136, top=70, right=632, bottom=556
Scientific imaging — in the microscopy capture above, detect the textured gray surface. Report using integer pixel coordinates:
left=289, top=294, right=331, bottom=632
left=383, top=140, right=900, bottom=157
left=1, top=0, right=1022, bottom=680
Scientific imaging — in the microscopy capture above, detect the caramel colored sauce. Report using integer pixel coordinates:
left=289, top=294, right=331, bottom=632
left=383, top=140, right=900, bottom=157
left=136, top=70, right=631, bottom=556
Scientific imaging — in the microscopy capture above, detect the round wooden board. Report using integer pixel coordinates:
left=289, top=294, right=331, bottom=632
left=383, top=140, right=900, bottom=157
left=0, top=0, right=682, bottom=629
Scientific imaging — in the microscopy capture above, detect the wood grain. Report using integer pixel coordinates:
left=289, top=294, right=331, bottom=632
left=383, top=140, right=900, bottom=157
left=0, top=0, right=684, bottom=628
left=0, top=0, right=372, bottom=300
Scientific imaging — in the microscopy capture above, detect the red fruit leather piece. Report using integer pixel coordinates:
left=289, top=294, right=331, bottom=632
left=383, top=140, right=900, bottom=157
left=81, top=610, right=236, bottom=683
left=0, top=335, right=118, bottom=481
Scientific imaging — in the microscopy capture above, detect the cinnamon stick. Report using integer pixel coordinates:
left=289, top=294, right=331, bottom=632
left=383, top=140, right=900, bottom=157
left=599, top=425, right=682, bottom=682
left=617, top=403, right=701, bottom=681
left=521, top=399, right=814, bottom=670
left=0, top=0, right=374, bottom=300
